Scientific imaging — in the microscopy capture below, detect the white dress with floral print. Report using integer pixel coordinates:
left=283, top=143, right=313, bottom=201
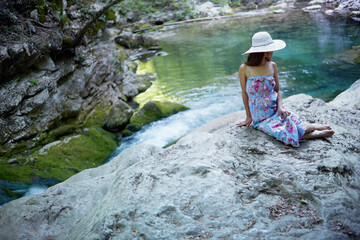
left=246, top=75, right=306, bottom=147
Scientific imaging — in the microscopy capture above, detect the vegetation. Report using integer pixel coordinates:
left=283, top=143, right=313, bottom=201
left=0, top=127, right=117, bottom=183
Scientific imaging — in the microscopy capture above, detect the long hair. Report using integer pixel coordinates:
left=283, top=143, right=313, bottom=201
left=245, top=52, right=269, bottom=66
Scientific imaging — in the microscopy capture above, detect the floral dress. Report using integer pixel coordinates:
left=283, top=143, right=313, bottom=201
left=246, top=73, right=306, bottom=147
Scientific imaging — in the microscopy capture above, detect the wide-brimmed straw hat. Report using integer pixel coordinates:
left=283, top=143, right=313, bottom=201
left=243, top=31, right=286, bottom=55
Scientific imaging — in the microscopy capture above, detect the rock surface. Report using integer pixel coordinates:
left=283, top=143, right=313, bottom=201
left=0, top=80, right=359, bottom=240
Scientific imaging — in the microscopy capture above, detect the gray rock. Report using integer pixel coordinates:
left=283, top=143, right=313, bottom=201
left=115, top=32, right=157, bottom=49
left=1, top=81, right=360, bottom=240
left=29, top=10, right=39, bottom=21
left=328, top=79, right=360, bottom=110
left=125, top=11, right=141, bottom=23
left=7, top=158, right=18, bottom=164
left=104, top=101, right=134, bottom=131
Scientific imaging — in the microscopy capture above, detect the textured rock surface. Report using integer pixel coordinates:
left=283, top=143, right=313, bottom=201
left=0, top=80, right=359, bottom=240
left=0, top=40, right=155, bottom=158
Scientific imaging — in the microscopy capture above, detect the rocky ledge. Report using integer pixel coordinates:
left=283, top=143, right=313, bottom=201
left=0, top=80, right=359, bottom=240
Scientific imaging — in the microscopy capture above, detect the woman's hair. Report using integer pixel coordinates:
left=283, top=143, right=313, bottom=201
left=245, top=52, right=268, bottom=66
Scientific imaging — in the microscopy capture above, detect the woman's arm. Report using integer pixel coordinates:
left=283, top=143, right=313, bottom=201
left=273, top=62, right=290, bottom=119
left=237, top=64, right=253, bottom=127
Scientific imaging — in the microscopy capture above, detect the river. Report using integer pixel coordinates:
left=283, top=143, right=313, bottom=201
left=109, top=7, right=360, bottom=157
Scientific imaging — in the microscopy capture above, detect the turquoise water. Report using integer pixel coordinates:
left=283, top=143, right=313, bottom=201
left=111, top=9, right=360, bottom=155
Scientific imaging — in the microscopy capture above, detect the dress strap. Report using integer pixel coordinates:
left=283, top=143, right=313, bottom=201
left=245, top=65, right=251, bottom=77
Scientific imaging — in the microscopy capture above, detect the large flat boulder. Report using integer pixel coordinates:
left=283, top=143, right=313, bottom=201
left=0, top=80, right=359, bottom=240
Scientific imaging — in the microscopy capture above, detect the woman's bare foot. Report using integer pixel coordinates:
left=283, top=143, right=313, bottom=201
left=305, top=123, right=332, bottom=133
left=302, top=129, right=335, bottom=139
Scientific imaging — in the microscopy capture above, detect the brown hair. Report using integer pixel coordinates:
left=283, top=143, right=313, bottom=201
left=245, top=52, right=268, bottom=66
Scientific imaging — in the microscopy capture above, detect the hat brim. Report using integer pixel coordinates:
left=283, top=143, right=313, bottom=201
left=242, top=39, right=286, bottom=55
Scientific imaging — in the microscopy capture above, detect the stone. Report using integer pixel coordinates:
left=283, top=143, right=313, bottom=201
left=35, top=55, right=57, bottom=71
left=7, top=158, right=18, bottom=164
left=104, top=101, right=134, bottom=131
left=302, top=5, right=322, bottom=11
left=29, top=10, right=39, bottom=21
left=125, top=100, right=190, bottom=133
left=0, top=84, right=359, bottom=239
left=115, top=32, right=158, bottom=49
left=328, top=79, right=360, bottom=110
left=125, top=11, right=141, bottom=23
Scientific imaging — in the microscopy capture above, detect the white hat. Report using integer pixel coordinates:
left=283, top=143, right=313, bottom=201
left=243, top=31, right=286, bottom=55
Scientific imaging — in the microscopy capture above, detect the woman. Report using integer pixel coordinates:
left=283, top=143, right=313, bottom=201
left=237, top=32, right=334, bottom=147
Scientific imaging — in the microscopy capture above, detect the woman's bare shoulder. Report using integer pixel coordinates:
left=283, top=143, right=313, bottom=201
left=270, top=61, right=278, bottom=69
left=239, top=63, right=247, bottom=72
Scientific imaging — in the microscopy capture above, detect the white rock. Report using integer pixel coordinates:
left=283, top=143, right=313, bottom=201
left=302, top=5, right=322, bottom=11
left=325, top=9, right=335, bottom=15
left=328, top=79, right=360, bottom=110
left=0, top=81, right=360, bottom=239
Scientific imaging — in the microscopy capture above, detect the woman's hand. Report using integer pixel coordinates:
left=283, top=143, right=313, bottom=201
left=278, top=107, right=290, bottom=119
left=236, top=117, right=253, bottom=127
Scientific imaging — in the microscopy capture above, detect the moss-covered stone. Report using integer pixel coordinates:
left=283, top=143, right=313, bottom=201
left=124, top=100, right=189, bottom=133
left=0, top=127, right=117, bottom=183
left=332, top=45, right=360, bottom=64
left=0, top=186, right=22, bottom=199
left=84, top=105, right=112, bottom=128
left=105, top=9, right=116, bottom=22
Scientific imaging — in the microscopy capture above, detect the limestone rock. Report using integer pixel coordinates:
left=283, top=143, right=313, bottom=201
left=302, top=5, right=322, bottom=11
left=0, top=84, right=359, bottom=239
left=328, top=79, right=360, bottom=110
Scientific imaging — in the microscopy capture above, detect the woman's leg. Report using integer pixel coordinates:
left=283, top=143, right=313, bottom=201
left=304, top=123, right=331, bottom=133
left=302, top=123, right=334, bottom=139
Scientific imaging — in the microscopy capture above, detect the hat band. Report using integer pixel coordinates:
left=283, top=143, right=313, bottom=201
left=252, top=40, right=274, bottom=48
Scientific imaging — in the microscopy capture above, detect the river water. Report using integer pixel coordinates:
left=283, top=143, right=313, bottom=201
left=1, top=6, right=359, bottom=205
left=110, top=8, right=360, bottom=157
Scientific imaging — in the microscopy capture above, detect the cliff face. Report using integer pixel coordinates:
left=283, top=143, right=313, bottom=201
left=0, top=80, right=359, bottom=240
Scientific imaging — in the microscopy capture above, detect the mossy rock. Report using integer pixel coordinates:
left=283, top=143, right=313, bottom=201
left=105, top=9, right=116, bottom=22
left=125, top=100, right=189, bottom=133
left=332, top=46, right=360, bottom=64
left=84, top=105, right=112, bottom=128
left=0, top=128, right=117, bottom=183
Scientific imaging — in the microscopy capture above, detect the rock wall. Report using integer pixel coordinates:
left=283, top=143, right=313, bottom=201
left=0, top=80, right=359, bottom=240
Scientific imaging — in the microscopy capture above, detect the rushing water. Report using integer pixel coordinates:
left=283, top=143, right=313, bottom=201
left=110, top=8, right=360, bottom=157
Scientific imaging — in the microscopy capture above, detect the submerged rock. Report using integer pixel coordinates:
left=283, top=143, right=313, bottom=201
left=0, top=81, right=359, bottom=240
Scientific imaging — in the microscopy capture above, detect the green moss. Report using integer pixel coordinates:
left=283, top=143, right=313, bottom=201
left=105, top=9, right=116, bottom=22
left=0, top=186, right=22, bottom=199
left=45, top=124, right=79, bottom=143
left=0, top=128, right=117, bottom=183
left=140, top=23, right=153, bottom=30
left=125, top=100, right=189, bottom=133
left=84, top=106, right=112, bottom=128
left=88, top=20, right=104, bottom=36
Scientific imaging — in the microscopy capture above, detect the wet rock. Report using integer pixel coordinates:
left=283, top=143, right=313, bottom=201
left=124, top=100, right=190, bottom=133
left=0, top=82, right=359, bottom=239
left=330, top=45, right=360, bottom=64
left=115, top=32, right=158, bottom=49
